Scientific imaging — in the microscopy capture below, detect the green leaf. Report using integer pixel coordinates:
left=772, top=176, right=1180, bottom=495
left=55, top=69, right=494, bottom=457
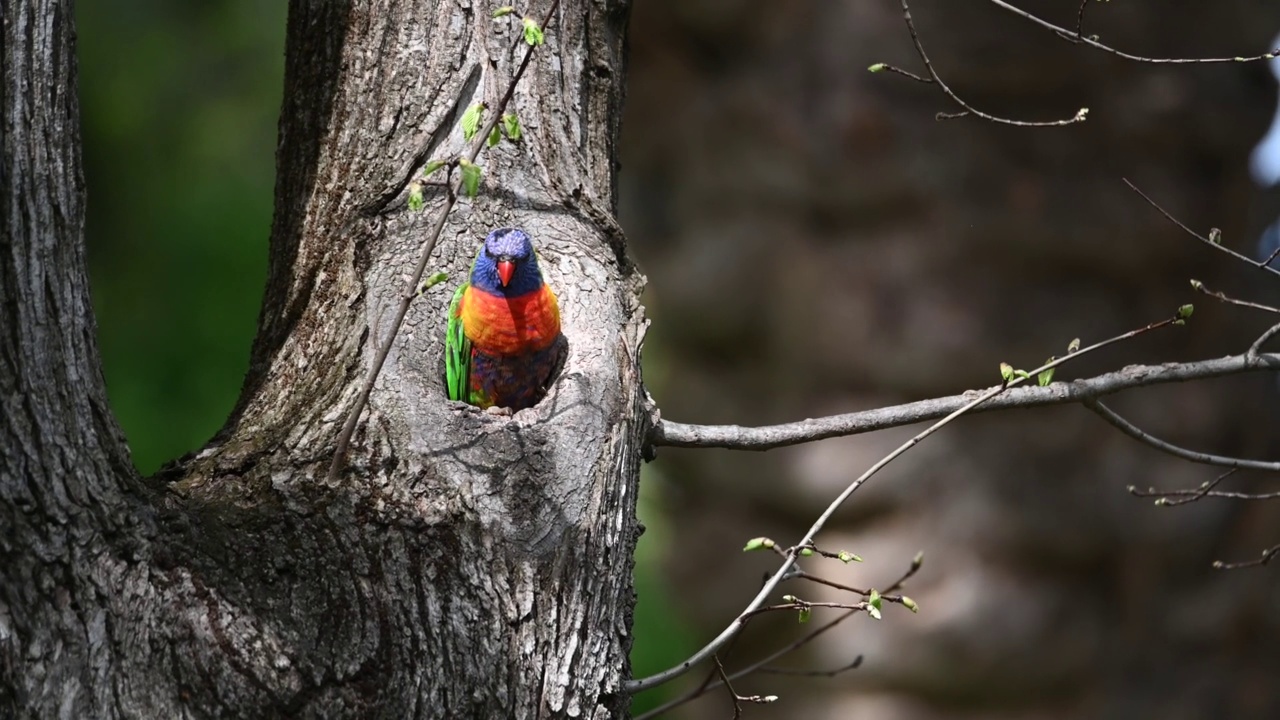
left=798, top=607, right=811, bottom=623
left=492, top=5, right=515, bottom=18
left=1067, top=338, right=1080, bottom=353
left=420, top=271, right=448, bottom=294
left=1208, top=228, right=1222, bottom=244
left=867, top=589, right=882, bottom=620
left=1012, top=369, right=1031, bottom=381
left=901, top=596, right=919, bottom=613
left=1177, top=304, right=1194, bottom=320
left=1037, top=358, right=1055, bottom=387
left=423, top=159, right=447, bottom=177
left=799, top=547, right=814, bottom=557
left=836, top=550, right=862, bottom=563
left=461, top=103, right=485, bottom=142
left=1189, top=279, right=1203, bottom=290
left=867, top=63, right=887, bottom=73
left=459, top=160, right=481, bottom=198
left=502, top=113, right=522, bottom=141
left=743, top=537, right=775, bottom=552
left=522, top=17, right=544, bottom=46
left=407, top=181, right=424, bottom=212
left=999, top=362, right=1015, bottom=381
left=488, top=125, right=502, bottom=147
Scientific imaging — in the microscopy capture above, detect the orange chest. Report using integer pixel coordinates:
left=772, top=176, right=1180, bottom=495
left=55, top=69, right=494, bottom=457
left=461, top=285, right=561, bottom=355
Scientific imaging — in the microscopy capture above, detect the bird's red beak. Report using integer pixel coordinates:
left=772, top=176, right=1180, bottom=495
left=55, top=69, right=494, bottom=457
left=496, top=260, right=515, bottom=287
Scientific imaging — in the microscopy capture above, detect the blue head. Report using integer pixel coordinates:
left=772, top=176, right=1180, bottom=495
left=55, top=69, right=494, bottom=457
left=471, top=227, right=545, bottom=296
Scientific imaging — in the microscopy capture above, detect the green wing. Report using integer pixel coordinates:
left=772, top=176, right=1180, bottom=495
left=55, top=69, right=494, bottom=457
left=444, top=282, right=471, bottom=402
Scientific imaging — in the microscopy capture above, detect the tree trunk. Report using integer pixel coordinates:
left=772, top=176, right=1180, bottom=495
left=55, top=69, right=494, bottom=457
left=2, top=0, right=643, bottom=717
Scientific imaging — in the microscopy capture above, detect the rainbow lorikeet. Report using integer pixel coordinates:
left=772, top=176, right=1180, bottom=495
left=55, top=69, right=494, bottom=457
left=445, top=228, right=567, bottom=410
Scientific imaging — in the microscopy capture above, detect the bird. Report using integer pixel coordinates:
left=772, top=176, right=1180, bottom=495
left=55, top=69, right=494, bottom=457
left=445, top=227, right=567, bottom=411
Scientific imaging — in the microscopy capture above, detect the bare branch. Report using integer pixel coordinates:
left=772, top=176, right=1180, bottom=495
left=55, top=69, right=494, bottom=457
left=713, top=657, right=743, bottom=720
left=896, top=0, right=1086, bottom=127
left=1073, top=0, right=1089, bottom=38
left=653, top=353, right=1280, bottom=451
left=985, top=0, right=1280, bottom=64
left=1214, top=545, right=1280, bottom=570
left=1190, top=279, right=1280, bottom=315
left=870, top=63, right=932, bottom=84
left=634, top=613, right=855, bottom=720
left=712, top=656, right=776, bottom=719
left=882, top=2, right=1276, bottom=130
left=757, top=656, right=863, bottom=678
left=1248, top=323, right=1280, bottom=361
left=328, top=0, right=562, bottom=481
left=883, top=550, right=925, bottom=594
left=628, top=317, right=1178, bottom=693
left=1084, top=400, right=1280, bottom=473
left=1261, top=244, right=1280, bottom=270
left=786, top=570, right=913, bottom=607
left=1124, top=179, right=1280, bottom=281
left=1128, top=468, right=1241, bottom=506
left=1131, top=480, right=1280, bottom=504
left=741, top=600, right=869, bottom=622
left=634, top=553, right=918, bottom=718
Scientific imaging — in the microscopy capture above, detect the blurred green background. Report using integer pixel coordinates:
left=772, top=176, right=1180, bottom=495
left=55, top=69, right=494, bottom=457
left=75, top=2, right=689, bottom=715
left=79, top=2, right=277, bottom=473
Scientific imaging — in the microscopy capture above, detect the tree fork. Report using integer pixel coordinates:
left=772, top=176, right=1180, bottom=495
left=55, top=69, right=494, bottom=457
left=1, top=0, right=643, bottom=717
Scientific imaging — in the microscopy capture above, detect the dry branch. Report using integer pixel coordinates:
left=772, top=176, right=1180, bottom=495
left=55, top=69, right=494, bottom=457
left=654, top=353, right=1280, bottom=451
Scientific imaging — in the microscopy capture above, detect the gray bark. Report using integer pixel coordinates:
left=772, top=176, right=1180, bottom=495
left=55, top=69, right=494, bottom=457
left=1, top=0, right=643, bottom=718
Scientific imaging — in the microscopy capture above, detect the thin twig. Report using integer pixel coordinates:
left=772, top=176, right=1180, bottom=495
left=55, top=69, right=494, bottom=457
left=1261, top=244, right=1280, bottom=269
left=634, top=553, right=918, bottom=718
left=653, top=352, right=1280, bottom=451
left=327, top=0, right=561, bottom=481
left=1073, top=0, right=1089, bottom=38
left=1124, top=179, right=1280, bottom=281
left=1248, top=323, right=1280, bottom=361
left=627, top=316, right=1178, bottom=693
left=757, top=656, right=863, bottom=677
left=712, top=657, right=743, bottom=720
left=787, top=570, right=911, bottom=605
left=883, top=551, right=924, bottom=593
left=1190, top=280, right=1280, bottom=315
left=1085, top=400, right=1280, bottom=473
left=1133, top=485, right=1280, bottom=504
left=711, top=656, right=776, bottom=718
left=872, top=64, right=933, bottom=84
left=1214, top=544, right=1280, bottom=570
left=1128, top=468, right=1239, bottom=506
left=985, top=0, right=1280, bottom=64
left=633, top=612, right=856, bottom=720
left=898, top=0, right=1086, bottom=127
left=740, top=600, right=868, bottom=622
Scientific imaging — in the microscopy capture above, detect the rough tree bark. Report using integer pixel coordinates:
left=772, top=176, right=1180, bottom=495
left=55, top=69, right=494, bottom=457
left=2, top=0, right=643, bottom=717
